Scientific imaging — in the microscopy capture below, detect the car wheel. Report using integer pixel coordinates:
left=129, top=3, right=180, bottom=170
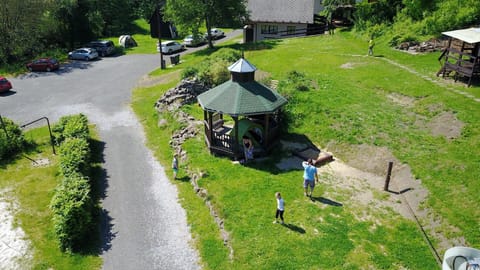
left=46, top=67, right=51, bottom=72
left=85, top=56, right=89, bottom=61
left=100, top=51, right=105, bottom=57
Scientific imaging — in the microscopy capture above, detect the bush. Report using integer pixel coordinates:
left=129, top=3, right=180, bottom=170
left=0, top=117, right=26, bottom=161
left=193, top=48, right=242, bottom=86
left=50, top=174, right=93, bottom=252
left=53, top=114, right=89, bottom=144
left=58, top=138, right=91, bottom=177
left=181, top=66, right=198, bottom=79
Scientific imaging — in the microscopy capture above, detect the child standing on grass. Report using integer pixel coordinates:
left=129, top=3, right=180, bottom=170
left=172, top=153, right=178, bottom=179
left=274, top=192, right=285, bottom=224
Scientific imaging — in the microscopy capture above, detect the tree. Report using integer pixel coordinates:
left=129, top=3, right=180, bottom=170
left=164, top=0, right=248, bottom=48
left=0, top=0, right=47, bottom=64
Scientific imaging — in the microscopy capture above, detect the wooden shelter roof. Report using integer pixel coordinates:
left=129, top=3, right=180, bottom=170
left=197, top=80, right=287, bottom=116
left=443, top=28, right=480, bottom=44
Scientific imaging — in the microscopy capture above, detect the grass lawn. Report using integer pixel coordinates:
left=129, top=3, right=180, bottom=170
left=132, top=29, right=479, bottom=269
left=0, top=126, right=103, bottom=270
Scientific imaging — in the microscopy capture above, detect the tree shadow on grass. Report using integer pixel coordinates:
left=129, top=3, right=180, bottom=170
left=282, top=223, right=306, bottom=234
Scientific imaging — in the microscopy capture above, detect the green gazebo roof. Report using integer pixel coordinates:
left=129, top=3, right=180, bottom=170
left=197, top=80, right=287, bottom=116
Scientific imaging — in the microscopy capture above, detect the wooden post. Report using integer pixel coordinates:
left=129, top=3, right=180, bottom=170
left=384, top=161, right=393, bottom=191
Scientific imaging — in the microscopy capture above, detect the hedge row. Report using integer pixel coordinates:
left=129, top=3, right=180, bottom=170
left=50, top=114, right=94, bottom=252
left=0, top=117, right=27, bottom=161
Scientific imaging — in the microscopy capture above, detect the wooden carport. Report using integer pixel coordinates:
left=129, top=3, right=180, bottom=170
left=197, top=58, right=287, bottom=159
left=437, top=28, right=480, bottom=86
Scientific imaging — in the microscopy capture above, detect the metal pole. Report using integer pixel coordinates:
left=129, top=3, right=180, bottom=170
left=45, top=117, right=56, bottom=155
left=156, top=6, right=165, bottom=69
left=384, top=161, right=393, bottom=191
left=21, top=117, right=56, bottom=155
left=0, top=115, right=11, bottom=140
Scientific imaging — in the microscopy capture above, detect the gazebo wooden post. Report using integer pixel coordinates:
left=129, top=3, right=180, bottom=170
left=208, top=111, right=213, bottom=145
left=233, top=116, right=239, bottom=159
left=264, top=113, right=270, bottom=148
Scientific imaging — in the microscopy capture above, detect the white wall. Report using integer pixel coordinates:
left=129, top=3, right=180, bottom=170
left=253, top=23, right=308, bottom=41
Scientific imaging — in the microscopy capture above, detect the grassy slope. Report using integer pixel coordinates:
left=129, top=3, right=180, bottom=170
left=132, top=30, right=480, bottom=269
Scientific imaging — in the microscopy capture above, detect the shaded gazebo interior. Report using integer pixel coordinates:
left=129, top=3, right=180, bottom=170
left=197, top=58, right=288, bottom=159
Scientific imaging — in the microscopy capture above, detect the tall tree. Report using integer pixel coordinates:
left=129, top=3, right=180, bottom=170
left=164, top=0, right=247, bottom=48
left=0, top=0, right=46, bottom=64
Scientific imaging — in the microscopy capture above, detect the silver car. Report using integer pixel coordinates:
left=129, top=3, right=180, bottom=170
left=157, top=41, right=184, bottom=54
left=68, top=48, right=99, bottom=61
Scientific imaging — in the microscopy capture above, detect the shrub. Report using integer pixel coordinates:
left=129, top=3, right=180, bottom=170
left=50, top=174, right=93, bottom=252
left=53, top=114, right=89, bottom=144
left=194, top=48, right=241, bottom=86
left=181, top=66, right=198, bottom=79
left=209, top=48, right=241, bottom=63
left=0, top=117, right=26, bottom=161
left=58, top=138, right=91, bottom=177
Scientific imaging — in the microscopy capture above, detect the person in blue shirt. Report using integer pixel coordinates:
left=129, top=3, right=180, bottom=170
left=302, top=159, right=318, bottom=197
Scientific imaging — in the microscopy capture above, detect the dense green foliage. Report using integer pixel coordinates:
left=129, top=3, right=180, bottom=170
left=58, top=138, right=91, bottom=177
left=50, top=114, right=95, bottom=252
left=354, top=0, right=480, bottom=43
left=0, top=117, right=27, bottom=161
left=50, top=174, right=93, bottom=252
left=0, top=0, right=137, bottom=66
left=164, top=0, right=247, bottom=47
left=53, top=114, right=90, bottom=145
left=181, top=48, right=241, bottom=86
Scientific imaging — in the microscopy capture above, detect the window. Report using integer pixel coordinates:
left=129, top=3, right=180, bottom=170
left=287, top=26, right=296, bottom=35
left=261, top=25, right=278, bottom=34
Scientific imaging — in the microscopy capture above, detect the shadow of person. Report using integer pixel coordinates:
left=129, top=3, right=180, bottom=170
left=281, top=223, right=306, bottom=234
left=310, top=196, right=343, bottom=207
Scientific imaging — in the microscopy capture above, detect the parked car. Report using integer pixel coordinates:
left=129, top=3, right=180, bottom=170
left=85, top=40, right=115, bottom=56
left=68, top=48, right=99, bottom=61
left=183, top=34, right=207, bottom=47
left=0, top=77, right=12, bottom=93
left=157, top=41, right=184, bottom=54
left=205, top=28, right=225, bottom=40
left=26, top=58, right=60, bottom=72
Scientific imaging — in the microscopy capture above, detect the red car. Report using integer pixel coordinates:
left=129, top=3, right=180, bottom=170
left=26, top=58, right=60, bottom=72
left=0, top=77, right=12, bottom=93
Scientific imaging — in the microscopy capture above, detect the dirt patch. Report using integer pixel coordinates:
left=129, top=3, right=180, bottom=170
left=427, top=111, right=464, bottom=139
left=387, top=93, right=416, bottom=107
left=415, top=111, right=464, bottom=140
left=340, top=62, right=364, bottom=69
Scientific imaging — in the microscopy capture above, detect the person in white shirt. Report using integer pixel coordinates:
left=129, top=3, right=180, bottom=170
left=274, top=192, right=285, bottom=224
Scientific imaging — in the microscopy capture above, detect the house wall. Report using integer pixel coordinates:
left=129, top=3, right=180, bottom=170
left=253, top=23, right=308, bottom=42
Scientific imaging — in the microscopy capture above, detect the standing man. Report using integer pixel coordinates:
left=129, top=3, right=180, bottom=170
left=302, top=159, right=318, bottom=197
left=368, top=36, right=375, bottom=56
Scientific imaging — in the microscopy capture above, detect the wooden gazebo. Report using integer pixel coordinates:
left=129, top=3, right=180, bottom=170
left=197, top=58, right=287, bottom=159
left=437, top=28, right=480, bottom=86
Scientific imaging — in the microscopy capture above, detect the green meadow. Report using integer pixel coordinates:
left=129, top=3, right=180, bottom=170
left=132, top=30, right=479, bottom=269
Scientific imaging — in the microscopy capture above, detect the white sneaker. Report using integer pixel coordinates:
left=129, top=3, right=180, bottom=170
left=273, top=220, right=278, bottom=224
